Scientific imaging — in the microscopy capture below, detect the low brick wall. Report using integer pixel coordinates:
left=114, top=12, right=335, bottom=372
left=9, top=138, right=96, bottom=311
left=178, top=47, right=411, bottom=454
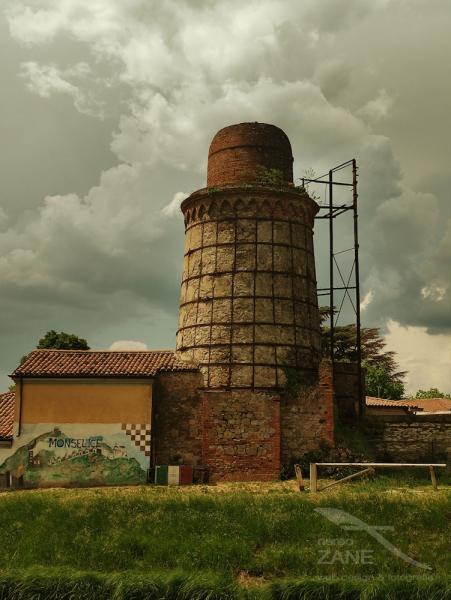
left=366, top=414, right=451, bottom=461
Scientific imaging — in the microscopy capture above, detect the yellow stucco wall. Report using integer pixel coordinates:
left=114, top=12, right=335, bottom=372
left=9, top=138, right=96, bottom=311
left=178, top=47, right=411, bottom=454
left=17, top=379, right=152, bottom=424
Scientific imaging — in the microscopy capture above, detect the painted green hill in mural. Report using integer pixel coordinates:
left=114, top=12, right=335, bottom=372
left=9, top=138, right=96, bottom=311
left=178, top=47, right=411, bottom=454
left=0, top=430, right=52, bottom=475
left=25, top=454, right=145, bottom=486
left=0, top=429, right=146, bottom=486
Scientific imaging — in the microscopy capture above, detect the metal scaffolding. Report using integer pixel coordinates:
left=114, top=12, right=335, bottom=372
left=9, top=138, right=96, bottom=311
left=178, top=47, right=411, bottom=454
left=302, top=159, right=362, bottom=417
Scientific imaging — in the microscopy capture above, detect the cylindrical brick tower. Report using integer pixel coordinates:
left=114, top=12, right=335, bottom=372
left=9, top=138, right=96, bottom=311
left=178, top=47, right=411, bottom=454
left=176, top=122, right=321, bottom=391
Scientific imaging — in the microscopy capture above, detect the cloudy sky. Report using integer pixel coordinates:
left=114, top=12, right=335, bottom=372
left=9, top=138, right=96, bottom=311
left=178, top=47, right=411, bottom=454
left=1, top=0, right=450, bottom=394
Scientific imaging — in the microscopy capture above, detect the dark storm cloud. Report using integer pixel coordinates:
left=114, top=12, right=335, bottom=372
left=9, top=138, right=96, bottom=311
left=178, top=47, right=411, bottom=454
left=1, top=0, right=450, bottom=391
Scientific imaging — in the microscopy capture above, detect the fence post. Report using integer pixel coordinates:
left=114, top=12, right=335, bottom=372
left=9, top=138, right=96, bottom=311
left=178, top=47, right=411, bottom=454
left=310, top=463, right=318, bottom=493
left=429, top=466, right=438, bottom=490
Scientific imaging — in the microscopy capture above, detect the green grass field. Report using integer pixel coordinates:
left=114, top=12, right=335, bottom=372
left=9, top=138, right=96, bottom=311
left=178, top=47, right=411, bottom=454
left=0, top=477, right=450, bottom=598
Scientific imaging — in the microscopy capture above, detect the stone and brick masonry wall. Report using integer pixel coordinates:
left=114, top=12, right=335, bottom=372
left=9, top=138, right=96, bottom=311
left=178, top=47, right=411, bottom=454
left=153, top=377, right=282, bottom=481
left=281, top=360, right=334, bottom=464
left=152, top=370, right=204, bottom=466
left=201, top=389, right=280, bottom=482
left=152, top=361, right=335, bottom=481
left=366, top=414, right=451, bottom=461
left=202, top=360, right=334, bottom=481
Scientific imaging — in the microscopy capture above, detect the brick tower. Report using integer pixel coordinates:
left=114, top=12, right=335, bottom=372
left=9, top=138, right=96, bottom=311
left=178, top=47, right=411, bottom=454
left=176, top=122, right=332, bottom=481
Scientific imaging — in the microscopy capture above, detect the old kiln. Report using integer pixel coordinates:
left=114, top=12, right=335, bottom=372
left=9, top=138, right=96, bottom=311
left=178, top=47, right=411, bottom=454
left=175, top=122, right=333, bottom=480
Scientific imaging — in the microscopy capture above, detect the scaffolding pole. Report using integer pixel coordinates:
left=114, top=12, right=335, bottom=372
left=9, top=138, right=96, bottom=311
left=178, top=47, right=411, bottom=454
left=304, top=159, right=362, bottom=419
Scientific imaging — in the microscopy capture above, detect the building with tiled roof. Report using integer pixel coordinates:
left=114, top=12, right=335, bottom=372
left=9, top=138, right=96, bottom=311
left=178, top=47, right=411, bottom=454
left=1, top=348, right=203, bottom=489
left=366, top=396, right=451, bottom=415
left=12, top=349, right=197, bottom=379
left=405, top=397, right=451, bottom=413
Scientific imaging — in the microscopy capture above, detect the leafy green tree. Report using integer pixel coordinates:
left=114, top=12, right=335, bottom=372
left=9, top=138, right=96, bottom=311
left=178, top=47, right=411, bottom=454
left=412, top=388, right=451, bottom=399
left=320, top=306, right=406, bottom=398
left=364, top=363, right=405, bottom=399
left=20, top=330, right=90, bottom=365
left=37, top=330, right=90, bottom=350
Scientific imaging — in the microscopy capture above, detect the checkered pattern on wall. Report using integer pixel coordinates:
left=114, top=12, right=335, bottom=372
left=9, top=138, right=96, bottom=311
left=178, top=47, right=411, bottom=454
left=122, top=423, right=151, bottom=457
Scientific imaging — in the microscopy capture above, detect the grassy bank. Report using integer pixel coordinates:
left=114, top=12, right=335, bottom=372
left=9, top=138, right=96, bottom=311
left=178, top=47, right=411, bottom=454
left=0, top=479, right=449, bottom=597
left=0, top=479, right=449, bottom=578
left=0, top=568, right=449, bottom=599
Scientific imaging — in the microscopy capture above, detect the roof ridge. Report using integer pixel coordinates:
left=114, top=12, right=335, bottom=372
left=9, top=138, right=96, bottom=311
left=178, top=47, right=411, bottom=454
left=28, top=348, right=175, bottom=354
left=414, top=397, right=451, bottom=401
left=10, top=350, right=198, bottom=378
left=366, top=395, right=451, bottom=404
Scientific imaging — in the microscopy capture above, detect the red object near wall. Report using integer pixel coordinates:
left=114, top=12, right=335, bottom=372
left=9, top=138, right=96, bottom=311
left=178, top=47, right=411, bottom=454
left=179, top=465, right=193, bottom=485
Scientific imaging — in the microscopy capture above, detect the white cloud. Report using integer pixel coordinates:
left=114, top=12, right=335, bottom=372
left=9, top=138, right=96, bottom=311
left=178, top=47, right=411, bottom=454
left=357, top=89, right=394, bottom=121
left=112, top=78, right=370, bottom=173
left=0, top=162, right=182, bottom=304
left=384, top=320, right=451, bottom=395
left=109, top=340, right=148, bottom=350
left=6, top=0, right=125, bottom=45
left=21, top=62, right=79, bottom=98
left=162, top=192, right=188, bottom=218
left=421, top=285, right=446, bottom=302
left=20, top=61, right=105, bottom=117
left=360, top=290, right=374, bottom=312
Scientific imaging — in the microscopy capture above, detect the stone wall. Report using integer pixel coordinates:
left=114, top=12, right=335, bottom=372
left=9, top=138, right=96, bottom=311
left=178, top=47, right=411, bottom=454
left=201, top=389, right=280, bottom=482
left=280, top=361, right=334, bottom=464
left=366, top=414, right=451, bottom=461
left=152, top=371, right=204, bottom=466
left=151, top=365, right=334, bottom=481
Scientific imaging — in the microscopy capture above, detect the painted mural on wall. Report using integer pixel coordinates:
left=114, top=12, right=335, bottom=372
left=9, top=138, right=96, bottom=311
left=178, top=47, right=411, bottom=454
left=0, top=423, right=151, bottom=487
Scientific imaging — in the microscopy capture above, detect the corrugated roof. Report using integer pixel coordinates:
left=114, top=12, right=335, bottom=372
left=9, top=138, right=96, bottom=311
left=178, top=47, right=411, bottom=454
left=366, top=396, right=451, bottom=412
left=11, top=349, right=198, bottom=379
left=0, top=391, right=14, bottom=438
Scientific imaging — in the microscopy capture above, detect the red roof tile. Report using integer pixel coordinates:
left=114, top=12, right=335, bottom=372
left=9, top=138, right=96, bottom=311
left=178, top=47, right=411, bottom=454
left=11, top=349, right=198, bottom=379
left=366, top=396, right=451, bottom=412
left=366, top=397, right=417, bottom=409
left=403, top=398, right=451, bottom=412
left=0, top=391, right=15, bottom=438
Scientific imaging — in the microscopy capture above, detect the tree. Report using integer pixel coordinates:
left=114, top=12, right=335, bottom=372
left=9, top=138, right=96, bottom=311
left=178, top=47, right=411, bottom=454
left=412, top=388, right=451, bottom=399
left=19, top=330, right=90, bottom=365
left=37, top=330, right=90, bottom=350
left=364, top=363, right=405, bottom=399
left=320, top=306, right=406, bottom=399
